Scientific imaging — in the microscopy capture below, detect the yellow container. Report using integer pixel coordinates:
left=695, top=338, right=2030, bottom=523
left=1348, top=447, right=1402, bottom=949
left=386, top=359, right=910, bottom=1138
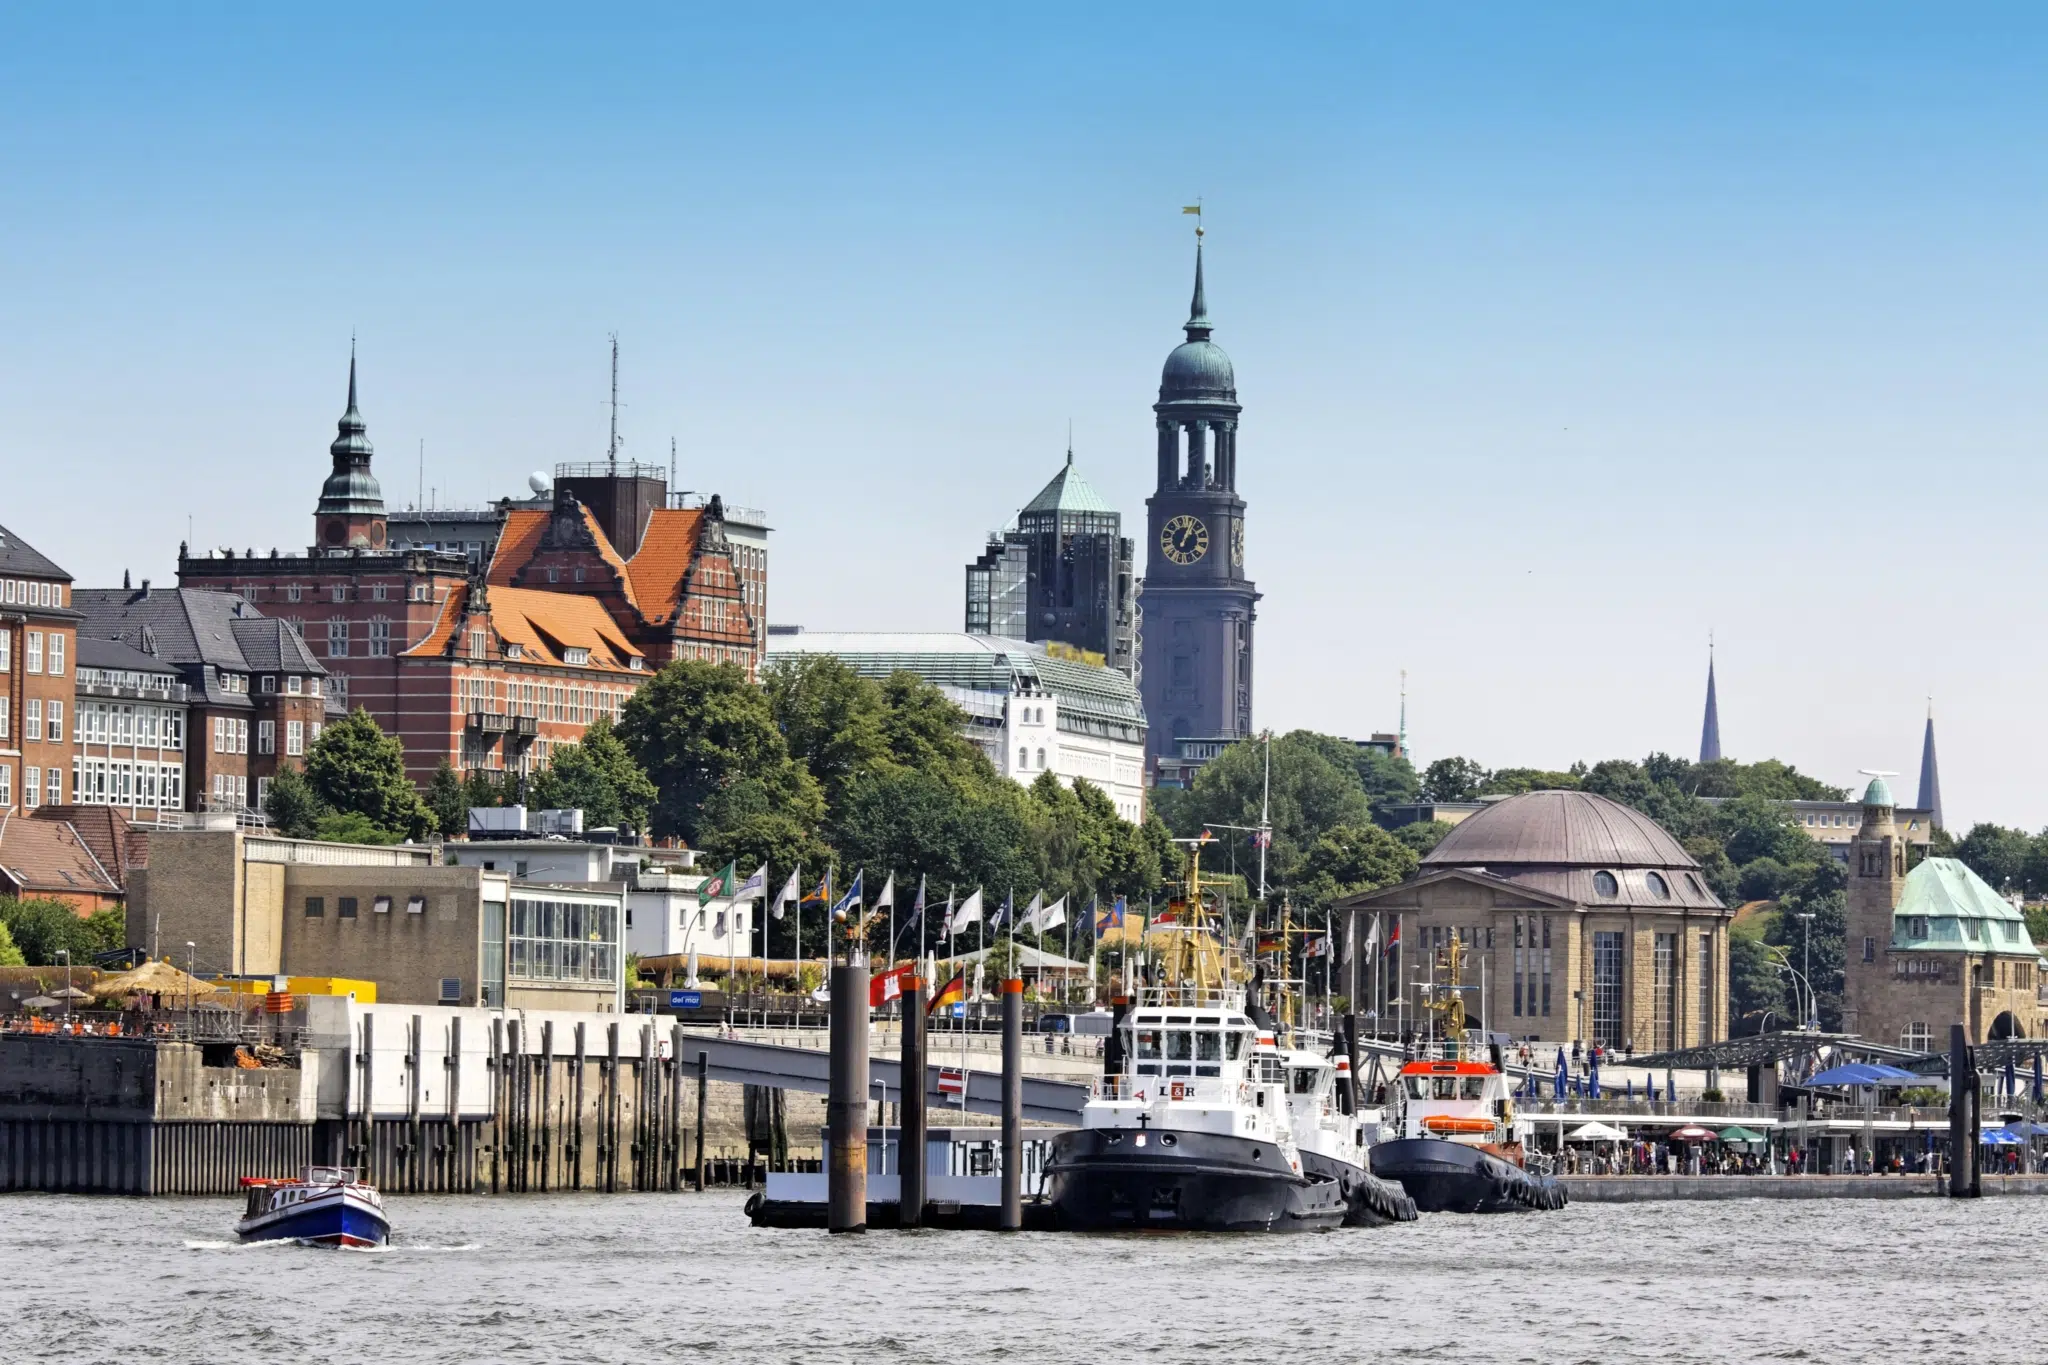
left=209, top=976, right=378, bottom=1003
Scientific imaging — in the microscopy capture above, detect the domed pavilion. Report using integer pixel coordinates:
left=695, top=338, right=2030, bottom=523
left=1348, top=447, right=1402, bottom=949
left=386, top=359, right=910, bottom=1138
left=1334, top=790, right=1731, bottom=1051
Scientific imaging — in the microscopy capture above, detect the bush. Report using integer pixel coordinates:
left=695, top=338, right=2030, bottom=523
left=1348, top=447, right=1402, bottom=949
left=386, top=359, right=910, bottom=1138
left=0, top=897, right=109, bottom=966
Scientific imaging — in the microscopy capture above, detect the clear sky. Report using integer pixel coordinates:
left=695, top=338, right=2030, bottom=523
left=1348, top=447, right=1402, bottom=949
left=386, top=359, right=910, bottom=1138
left=3, top=4, right=2043, bottom=827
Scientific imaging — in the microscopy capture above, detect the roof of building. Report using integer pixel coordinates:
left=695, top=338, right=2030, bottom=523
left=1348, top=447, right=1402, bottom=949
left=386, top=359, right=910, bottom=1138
left=765, top=631, right=1145, bottom=744
left=31, top=806, right=146, bottom=880
left=317, top=353, right=384, bottom=517
left=0, top=523, right=71, bottom=581
left=624, top=508, right=704, bottom=625
left=1890, top=857, right=2036, bottom=955
left=1020, top=455, right=1114, bottom=517
left=1862, top=775, right=1895, bottom=807
left=75, top=635, right=179, bottom=676
left=1417, top=789, right=1723, bottom=911
left=485, top=509, right=548, bottom=588
left=1158, top=243, right=1236, bottom=404
left=403, top=582, right=645, bottom=672
left=0, top=814, right=123, bottom=899
left=74, top=587, right=328, bottom=706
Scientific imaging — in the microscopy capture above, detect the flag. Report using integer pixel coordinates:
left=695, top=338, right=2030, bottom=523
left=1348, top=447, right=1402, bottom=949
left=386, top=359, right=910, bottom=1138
left=873, top=872, right=896, bottom=914
left=773, top=867, right=800, bottom=920
left=735, top=865, right=767, bottom=901
left=1355, top=917, right=1378, bottom=962
left=1181, top=204, right=1202, bottom=215
left=802, top=875, right=830, bottom=906
left=1384, top=920, right=1401, bottom=956
left=1095, top=897, right=1126, bottom=936
left=929, top=972, right=968, bottom=1013
left=992, top=889, right=1014, bottom=931
left=1253, top=828, right=1272, bottom=849
left=869, top=963, right=917, bottom=1008
left=1256, top=930, right=1287, bottom=954
left=1030, top=896, right=1066, bottom=933
left=1019, top=892, right=1042, bottom=931
left=947, top=889, right=983, bottom=937
left=1305, top=935, right=1329, bottom=959
left=697, top=860, right=738, bottom=906
left=830, top=869, right=864, bottom=918
left=895, top=876, right=928, bottom=952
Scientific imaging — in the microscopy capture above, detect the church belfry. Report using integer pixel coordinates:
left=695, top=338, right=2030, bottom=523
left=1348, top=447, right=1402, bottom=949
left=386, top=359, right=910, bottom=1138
left=1138, top=229, right=1259, bottom=765
left=314, top=345, right=388, bottom=551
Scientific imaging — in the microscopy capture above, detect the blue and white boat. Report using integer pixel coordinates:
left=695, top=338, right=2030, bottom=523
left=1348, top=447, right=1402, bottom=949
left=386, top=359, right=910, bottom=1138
left=236, top=1167, right=389, bottom=1247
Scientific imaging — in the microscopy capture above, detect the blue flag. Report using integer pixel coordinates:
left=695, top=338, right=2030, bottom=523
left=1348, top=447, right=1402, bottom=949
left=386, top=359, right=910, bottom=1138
left=830, top=869, right=864, bottom=918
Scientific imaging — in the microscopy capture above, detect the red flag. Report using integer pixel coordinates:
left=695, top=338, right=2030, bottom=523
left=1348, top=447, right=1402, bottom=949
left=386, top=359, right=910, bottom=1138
left=869, top=963, right=917, bottom=1008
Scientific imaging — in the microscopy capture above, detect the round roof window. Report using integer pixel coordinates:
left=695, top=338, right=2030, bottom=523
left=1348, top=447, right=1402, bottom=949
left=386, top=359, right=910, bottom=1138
left=1686, top=873, right=1704, bottom=896
left=1593, top=871, right=1619, bottom=898
left=1646, top=871, right=1671, bottom=900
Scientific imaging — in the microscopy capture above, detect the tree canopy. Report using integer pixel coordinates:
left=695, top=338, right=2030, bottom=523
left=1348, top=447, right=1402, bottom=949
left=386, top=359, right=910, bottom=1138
left=527, top=717, right=658, bottom=832
left=304, top=708, right=436, bottom=840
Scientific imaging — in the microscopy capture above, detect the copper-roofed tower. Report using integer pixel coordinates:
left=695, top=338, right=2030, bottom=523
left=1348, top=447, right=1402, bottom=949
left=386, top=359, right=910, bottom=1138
left=1139, top=222, right=1258, bottom=765
left=314, top=346, right=388, bottom=551
left=1917, top=704, right=1944, bottom=830
left=1698, top=645, right=1722, bottom=763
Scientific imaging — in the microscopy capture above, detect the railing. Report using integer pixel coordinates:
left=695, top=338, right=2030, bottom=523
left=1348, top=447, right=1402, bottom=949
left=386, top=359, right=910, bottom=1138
left=1092, top=1073, right=1244, bottom=1104
left=1521, top=1098, right=1781, bottom=1121
left=555, top=460, right=668, bottom=481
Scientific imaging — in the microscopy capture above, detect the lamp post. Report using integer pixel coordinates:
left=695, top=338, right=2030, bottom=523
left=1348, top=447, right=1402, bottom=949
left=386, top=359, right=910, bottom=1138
left=57, top=950, right=70, bottom=1025
left=1795, top=913, right=1817, bottom=1030
left=186, top=941, right=197, bottom=1020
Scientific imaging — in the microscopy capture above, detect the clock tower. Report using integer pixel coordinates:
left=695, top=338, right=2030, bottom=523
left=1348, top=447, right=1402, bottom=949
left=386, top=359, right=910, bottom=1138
left=1139, top=237, right=1257, bottom=766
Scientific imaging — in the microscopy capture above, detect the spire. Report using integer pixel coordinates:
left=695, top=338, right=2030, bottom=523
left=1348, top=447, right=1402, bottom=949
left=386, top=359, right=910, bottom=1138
left=331, top=344, right=373, bottom=466
left=1698, top=644, right=1722, bottom=763
left=1917, top=702, right=1944, bottom=829
left=1184, top=238, right=1212, bottom=341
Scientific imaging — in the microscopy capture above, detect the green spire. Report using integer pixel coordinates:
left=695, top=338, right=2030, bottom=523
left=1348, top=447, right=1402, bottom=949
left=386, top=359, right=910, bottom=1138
left=1185, top=240, right=1211, bottom=340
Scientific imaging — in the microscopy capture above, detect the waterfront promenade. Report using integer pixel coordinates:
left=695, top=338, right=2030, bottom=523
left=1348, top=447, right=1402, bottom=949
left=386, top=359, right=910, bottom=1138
left=1562, top=1173, right=2048, bottom=1201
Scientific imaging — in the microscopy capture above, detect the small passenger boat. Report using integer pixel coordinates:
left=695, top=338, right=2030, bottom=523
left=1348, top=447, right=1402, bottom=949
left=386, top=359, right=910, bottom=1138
left=236, top=1167, right=389, bottom=1247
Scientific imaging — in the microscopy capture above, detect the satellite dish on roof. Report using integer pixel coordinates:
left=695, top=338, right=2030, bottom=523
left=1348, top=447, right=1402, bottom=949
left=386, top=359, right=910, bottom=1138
left=528, top=471, right=552, bottom=495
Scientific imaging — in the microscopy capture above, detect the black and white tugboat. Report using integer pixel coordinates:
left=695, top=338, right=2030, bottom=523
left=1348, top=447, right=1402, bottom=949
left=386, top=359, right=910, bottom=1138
left=1367, top=940, right=1566, bottom=1213
left=1046, top=838, right=1414, bottom=1231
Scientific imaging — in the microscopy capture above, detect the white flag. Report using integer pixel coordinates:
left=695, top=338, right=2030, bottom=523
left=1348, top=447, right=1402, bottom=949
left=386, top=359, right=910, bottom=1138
left=773, top=867, right=800, bottom=921
left=1030, top=896, right=1066, bottom=933
left=1020, top=892, right=1042, bottom=930
left=947, top=889, right=984, bottom=937
left=736, top=865, right=768, bottom=901
left=873, top=872, right=895, bottom=912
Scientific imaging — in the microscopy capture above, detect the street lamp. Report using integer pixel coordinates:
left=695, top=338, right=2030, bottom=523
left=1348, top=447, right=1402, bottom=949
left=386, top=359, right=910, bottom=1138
left=56, top=949, right=70, bottom=1025
left=186, top=941, right=197, bottom=1018
left=1795, top=913, right=1817, bottom=1030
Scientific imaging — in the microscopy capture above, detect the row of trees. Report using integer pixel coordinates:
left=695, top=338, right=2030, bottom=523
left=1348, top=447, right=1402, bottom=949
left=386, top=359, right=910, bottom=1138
left=0, top=896, right=125, bottom=967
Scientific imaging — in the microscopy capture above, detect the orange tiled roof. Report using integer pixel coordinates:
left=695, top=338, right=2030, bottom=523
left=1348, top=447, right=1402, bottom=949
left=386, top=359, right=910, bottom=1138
left=486, top=510, right=548, bottom=588
left=401, top=582, right=469, bottom=657
left=486, top=586, right=645, bottom=671
left=0, top=815, right=123, bottom=898
left=625, top=508, right=703, bottom=626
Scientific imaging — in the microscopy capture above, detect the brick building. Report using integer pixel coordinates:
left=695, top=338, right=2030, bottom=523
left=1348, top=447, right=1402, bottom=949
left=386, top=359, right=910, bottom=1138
left=1840, top=776, right=2042, bottom=1048
left=0, top=522, right=80, bottom=815
left=1336, top=790, right=1733, bottom=1050
left=73, top=587, right=336, bottom=818
left=176, top=354, right=767, bottom=785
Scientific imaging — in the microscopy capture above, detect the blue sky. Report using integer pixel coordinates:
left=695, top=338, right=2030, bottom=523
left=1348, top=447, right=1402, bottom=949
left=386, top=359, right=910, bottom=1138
left=3, top=4, right=2044, bottom=826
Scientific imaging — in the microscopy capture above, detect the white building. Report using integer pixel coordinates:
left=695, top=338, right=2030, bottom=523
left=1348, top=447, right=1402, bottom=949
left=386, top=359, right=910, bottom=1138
left=765, top=630, right=1149, bottom=821
left=444, top=837, right=753, bottom=962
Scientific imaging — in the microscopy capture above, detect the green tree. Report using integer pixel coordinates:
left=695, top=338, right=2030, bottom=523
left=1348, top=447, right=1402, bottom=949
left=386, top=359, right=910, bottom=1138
left=1728, top=925, right=1794, bottom=1032
left=832, top=768, right=1036, bottom=915
left=527, top=717, right=658, bottom=831
left=313, top=811, right=402, bottom=845
left=0, top=897, right=108, bottom=966
left=0, top=919, right=24, bottom=967
left=1579, top=758, right=1714, bottom=841
left=764, top=655, right=892, bottom=809
left=1296, top=824, right=1418, bottom=907
left=1715, top=792, right=1813, bottom=867
left=1167, top=731, right=1372, bottom=897
left=620, top=660, right=823, bottom=846
left=1955, top=823, right=2031, bottom=893
left=1420, top=756, right=1488, bottom=802
left=877, top=671, right=988, bottom=781
left=263, top=762, right=326, bottom=839
left=1392, top=820, right=1454, bottom=858
left=304, top=707, right=435, bottom=840
left=1479, top=767, right=1581, bottom=797
left=426, top=760, right=467, bottom=840
left=1351, top=747, right=1421, bottom=821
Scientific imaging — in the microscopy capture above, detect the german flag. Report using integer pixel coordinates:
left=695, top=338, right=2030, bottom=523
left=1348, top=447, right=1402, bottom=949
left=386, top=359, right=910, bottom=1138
left=928, top=972, right=967, bottom=1014
left=1256, top=931, right=1287, bottom=954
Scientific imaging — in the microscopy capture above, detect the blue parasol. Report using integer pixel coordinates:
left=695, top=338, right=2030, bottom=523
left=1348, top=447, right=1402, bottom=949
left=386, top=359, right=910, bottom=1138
left=2005, top=1054, right=2018, bottom=1101
left=1589, top=1056, right=1601, bottom=1100
left=1626, top=1078, right=1634, bottom=1100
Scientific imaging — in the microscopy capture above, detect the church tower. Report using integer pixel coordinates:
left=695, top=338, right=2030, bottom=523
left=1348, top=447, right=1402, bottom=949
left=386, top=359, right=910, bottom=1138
left=1917, top=705, right=1944, bottom=830
left=1698, top=647, right=1722, bottom=763
left=1138, top=234, right=1258, bottom=763
left=1841, top=773, right=1906, bottom=1037
left=314, top=347, right=388, bottom=551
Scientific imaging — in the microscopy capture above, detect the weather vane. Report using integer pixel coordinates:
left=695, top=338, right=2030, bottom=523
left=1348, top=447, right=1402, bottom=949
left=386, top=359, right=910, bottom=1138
left=1182, top=199, right=1203, bottom=238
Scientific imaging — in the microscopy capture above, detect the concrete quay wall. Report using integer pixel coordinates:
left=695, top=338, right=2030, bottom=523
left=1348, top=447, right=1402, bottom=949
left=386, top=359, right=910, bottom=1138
left=1561, top=1174, right=2048, bottom=1201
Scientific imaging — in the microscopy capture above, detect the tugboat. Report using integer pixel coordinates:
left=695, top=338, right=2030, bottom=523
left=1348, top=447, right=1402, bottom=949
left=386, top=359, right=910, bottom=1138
left=1045, top=837, right=1415, bottom=1231
left=1367, top=940, right=1566, bottom=1213
left=236, top=1167, right=389, bottom=1247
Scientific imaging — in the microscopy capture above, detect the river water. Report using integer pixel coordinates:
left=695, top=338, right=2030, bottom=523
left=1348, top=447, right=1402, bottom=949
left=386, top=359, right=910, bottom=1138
left=0, top=1190, right=2019, bottom=1363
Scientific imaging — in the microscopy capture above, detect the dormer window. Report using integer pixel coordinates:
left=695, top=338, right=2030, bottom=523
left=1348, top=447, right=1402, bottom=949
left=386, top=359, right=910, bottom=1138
left=505, top=643, right=524, bottom=660
left=629, top=657, right=644, bottom=671
left=563, top=647, right=590, bottom=666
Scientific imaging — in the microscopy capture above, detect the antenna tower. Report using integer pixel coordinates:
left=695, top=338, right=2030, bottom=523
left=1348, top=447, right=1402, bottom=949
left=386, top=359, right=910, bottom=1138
left=607, top=334, right=621, bottom=475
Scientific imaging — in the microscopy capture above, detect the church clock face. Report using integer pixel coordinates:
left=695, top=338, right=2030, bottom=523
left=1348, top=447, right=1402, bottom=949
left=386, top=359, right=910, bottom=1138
left=1161, top=514, right=1209, bottom=565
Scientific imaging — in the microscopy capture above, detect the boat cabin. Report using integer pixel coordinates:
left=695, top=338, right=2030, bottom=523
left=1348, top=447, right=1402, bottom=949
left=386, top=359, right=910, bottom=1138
left=1396, top=1059, right=1513, bottom=1144
left=1125, top=1008, right=1257, bottom=1082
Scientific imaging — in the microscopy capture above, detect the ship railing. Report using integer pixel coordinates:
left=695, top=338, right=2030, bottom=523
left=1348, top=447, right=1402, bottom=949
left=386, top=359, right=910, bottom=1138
left=1093, top=1074, right=1249, bottom=1105
left=1127, top=986, right=1239, bottom=1010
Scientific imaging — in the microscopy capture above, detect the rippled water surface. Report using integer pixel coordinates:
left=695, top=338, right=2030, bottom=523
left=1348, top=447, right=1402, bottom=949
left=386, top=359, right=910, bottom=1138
left=0, top=1190, right=2025, bottom=1363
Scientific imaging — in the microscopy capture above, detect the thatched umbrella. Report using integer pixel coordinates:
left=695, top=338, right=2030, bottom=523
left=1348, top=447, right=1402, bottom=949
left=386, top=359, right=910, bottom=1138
left=21, top=995, right=61, bottom=1009
left=92, top=960, right=218, bottom=1002
left=50, top=986, right=93, bottom=1001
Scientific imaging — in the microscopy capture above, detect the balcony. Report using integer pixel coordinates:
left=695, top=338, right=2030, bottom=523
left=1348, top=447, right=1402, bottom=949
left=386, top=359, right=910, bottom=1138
left=466, top=711, right=541, bottom=737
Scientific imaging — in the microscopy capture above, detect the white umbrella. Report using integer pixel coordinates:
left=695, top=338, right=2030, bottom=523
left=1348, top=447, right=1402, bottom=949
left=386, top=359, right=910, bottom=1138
left=1568, top=1121, right=1630, bottom=1142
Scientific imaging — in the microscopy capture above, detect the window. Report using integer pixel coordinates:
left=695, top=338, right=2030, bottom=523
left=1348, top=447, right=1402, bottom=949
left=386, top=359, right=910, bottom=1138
left=286, top=720, right=304, bottom=756
left=1018, top=747, right=1028, bottom=769
left=373, top=896, right=392, bottom=915
left=310, top=722, right=323, bottom=743
left=330, top=585, right=347, bottom=603
left=0, top=766, right=11, bottom=806
left=507, top=895, right=620, bottom=984
left=1593, top=870, right=1619, bottom=898
left=563, top=647, right=589, bottom=666
left=24, top=631, right=41, bottom=673
left=1698, top=932, right=1714, bottom=1042
left=261, top=675, right=275, bottom=693
left=407, top=896, right=426, bottom=915
left=286, top=584, right=303, bottom=603
left=1653, top=931, right=1676, bottom=1051
left=0, top=698, right=8, bottom=739
left=337, top=896, right=358, bottom=919
left=1036, top=748, right=1047, bottom=768
left=256, top=775, right=269, bottom=807
left=24, top=699, right=39, bottom=742
left=287, top=675, right=302, bottom=695
left=370, top=584, right=388, bottom=602
left=1863, top=935, right=1876, bottom=963
left=439, top=977, right=461, bottom=1003
left=308, top=678, right=321, bottom=697
left=369, top=618, right=391, bottom=656
left=46, top=767, right=60, bottom=805
left=469, top=630, right=486, bottom=660
left=46, top=700, right=61, bottom=742
left=1645, top=872, right=1671, bottom=900
left=213, top=717, right=228, bottom=753
left=327, top=620, right=349, bottom=657
left=22, top=768, right=38, bottom=808
left=1902, top=1022, right=1932, bottom=1051
left=47, top=635, right=62, bottom=676
left=1591, top=930, right=1624, bottom=1047
left=305, top=896, right=325, bottom=918
left=257, top=720, right=276, bottom=754
left=237, top=719, right=249, bottom=755
left=0, top=632, right=8, bottom=670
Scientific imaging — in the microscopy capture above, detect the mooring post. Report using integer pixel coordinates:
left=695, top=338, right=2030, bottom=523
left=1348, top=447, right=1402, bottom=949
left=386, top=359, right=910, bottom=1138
left=1344, top=1012, right=1363, bottom=1115
left=900, top=979, right=927, bottom=1228
left=1949, top=1023, right=1978, bottom=1198
left=694, top=1051, right=709, bottom=1191
left=827, top=960, right=871, bottom=1232
left=669, top=1024, right=686, bottom=1190
left=1000, top=976, right=1023, bottom=1231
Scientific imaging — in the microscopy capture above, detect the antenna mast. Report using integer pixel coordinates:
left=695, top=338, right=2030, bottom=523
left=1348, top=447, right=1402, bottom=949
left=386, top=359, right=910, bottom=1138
left=607, top=333, right=621, bottom=475
left=670, top=435, right=677, bottom=497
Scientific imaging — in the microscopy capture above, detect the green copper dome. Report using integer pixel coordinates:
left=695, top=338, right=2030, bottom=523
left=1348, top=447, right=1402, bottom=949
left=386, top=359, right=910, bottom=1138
left=1862, top=775, right=1895, bottom=807
left=1159, top=242, right=1236, bottom=402
left=316, top=351, right=385, bottom=516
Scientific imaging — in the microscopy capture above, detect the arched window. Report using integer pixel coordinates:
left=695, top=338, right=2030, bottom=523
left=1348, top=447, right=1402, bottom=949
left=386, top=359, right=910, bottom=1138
left=1019, top=747, right=1029, bottom=769
left=1037, top=748, right=1047, bottom=769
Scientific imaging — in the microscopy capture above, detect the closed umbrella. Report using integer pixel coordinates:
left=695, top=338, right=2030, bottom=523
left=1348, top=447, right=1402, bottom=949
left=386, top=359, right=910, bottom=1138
left=1554, top=1050, right=1566, bottom=1102
left=1589, top=1056, right=1601, bottom=1100
left=2033, top=1052, right=2043, bottom=1106
left=2005, top=1054, right=2019, bottom=1102
left=1667, top=1068, right=1678, bottom=1103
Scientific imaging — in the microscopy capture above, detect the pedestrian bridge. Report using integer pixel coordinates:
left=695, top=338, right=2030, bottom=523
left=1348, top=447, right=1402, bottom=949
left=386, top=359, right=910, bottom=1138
left=674, top=1034, right=1089, bottom=1127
